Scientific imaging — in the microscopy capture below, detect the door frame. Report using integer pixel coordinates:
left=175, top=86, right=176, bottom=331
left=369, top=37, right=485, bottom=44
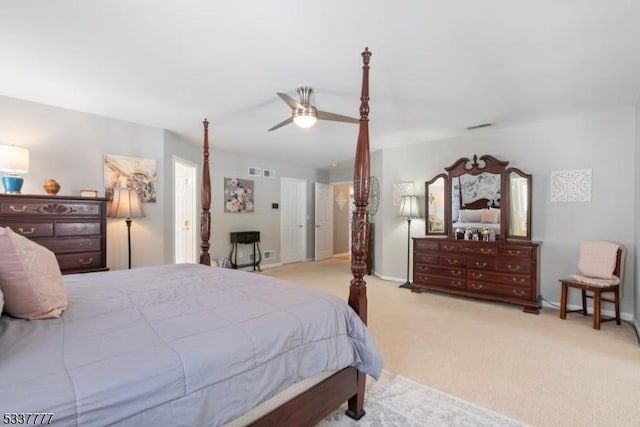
left=173, top=156, right=198, bottom=264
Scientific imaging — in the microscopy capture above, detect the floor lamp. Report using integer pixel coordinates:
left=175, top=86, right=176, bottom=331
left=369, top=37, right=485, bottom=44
left=398, top=194, right=420, bottom=289
left=108, top=187, right=146, bottom=269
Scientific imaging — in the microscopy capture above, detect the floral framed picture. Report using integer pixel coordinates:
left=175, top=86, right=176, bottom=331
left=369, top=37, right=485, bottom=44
left=224, top=178, right=254, bottom=213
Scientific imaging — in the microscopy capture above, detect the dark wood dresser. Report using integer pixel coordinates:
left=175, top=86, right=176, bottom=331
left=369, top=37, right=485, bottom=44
left=412, top=237, right=540, bottom=313
left=0, top=194, right=108, bottom=274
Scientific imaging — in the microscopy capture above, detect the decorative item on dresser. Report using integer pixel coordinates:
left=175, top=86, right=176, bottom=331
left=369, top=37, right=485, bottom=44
left=414, top=154, right=540, bottom=313
left=0, top=194, right=107, bottom=274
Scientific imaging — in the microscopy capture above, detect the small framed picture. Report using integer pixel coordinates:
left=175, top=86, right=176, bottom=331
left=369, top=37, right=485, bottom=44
left=80, top=190, right=98, bottom=198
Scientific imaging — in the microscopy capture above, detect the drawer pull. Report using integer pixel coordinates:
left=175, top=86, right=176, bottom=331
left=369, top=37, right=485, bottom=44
left=78, top=257, right=94, bottom=265
left=79, top=241, right=94, bottom=248
left=443, top=245, right=454, bottom=251
left=451, top=270, right=462, bottom=276
left=447, top=259, right=458, bottom=265
left=508, top=250, right=521, bottom=255
left=512, top=289, right=525, bottom=296
left=472, top=272, right=483, bottom=278
left=450, top=280, right=463, bottom=287
left=475, top=262, right=486, bottom=267
left=419, top=265, right=428, bottom=271
left=471, top=283, right=483, bottom=290
left=507, top=264, right=520, bottom=271
left=18, top=227, right=36, bottom=235
left=9, top=205, right=28, bottom=212
left=480, top=248, right=491, bottom=254
left=72, top=225, right=88, bottom=234
left=512, top=277, right=526, bottom=284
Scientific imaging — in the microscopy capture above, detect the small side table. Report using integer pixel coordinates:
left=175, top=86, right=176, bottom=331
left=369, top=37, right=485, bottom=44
left=229, top=231, right=262, bottom=271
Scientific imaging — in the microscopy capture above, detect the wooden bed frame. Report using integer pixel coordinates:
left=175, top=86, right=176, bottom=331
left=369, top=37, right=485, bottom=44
left=198, top=48, right=372, bottom=426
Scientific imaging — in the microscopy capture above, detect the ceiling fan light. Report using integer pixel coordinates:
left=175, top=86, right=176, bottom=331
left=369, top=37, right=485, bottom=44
left=293, top=114, right=317, bottom=128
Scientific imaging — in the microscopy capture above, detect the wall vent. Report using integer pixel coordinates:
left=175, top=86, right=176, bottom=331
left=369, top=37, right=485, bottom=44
left=466, top=123, right=492, bottom=130
left=248, top=167, right=262, bottom=177
left=263, top=168, right=276, bottom=178
left=264, top=250, right=276, bottom=259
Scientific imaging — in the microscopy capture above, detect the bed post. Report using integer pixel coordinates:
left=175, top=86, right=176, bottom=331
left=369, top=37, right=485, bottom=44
left=346, top=46, right=371, bottom=421
left=200, top=118, right=212, bottom=266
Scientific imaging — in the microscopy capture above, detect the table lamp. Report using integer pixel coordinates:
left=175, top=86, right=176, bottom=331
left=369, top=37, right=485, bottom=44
left=0, top=145, right=30, bottom=194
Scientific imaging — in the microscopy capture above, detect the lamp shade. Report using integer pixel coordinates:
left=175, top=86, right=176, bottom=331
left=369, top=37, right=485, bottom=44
left=108, top=188, right=146, bottom=219
left=398, top=195, right=421, bottom=220
left=0, top=145, right=29, bottom=173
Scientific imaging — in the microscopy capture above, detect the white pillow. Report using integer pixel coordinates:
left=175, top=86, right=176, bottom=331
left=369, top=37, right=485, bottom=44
left=0, top=227, right=67, bottom=320
left=577, top=241, right=620, bottom=280
left=458, top=209, right=483, bottom=223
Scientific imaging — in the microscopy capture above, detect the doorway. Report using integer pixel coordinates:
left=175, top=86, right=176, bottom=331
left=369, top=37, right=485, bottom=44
left=174, top=157, right=197, bottom=264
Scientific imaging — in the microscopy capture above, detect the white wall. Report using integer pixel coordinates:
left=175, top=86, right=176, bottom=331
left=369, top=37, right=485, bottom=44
left=0, top=95, right=165, bottom=271
left=379, top=107, right=636, bottom=314
left=635, top=100, right=640, bottom=325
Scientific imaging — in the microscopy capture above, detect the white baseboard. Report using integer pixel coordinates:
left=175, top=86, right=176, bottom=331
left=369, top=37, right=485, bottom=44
left=372, top=272, right=404, bottom=283
left=333, top=252, right=350, bottom=257
left=260, top=262, right=283, bottom=270
left=541, top=300, right=634, bottom=322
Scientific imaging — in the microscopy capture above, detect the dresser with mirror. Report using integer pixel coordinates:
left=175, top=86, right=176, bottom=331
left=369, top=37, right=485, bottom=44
left=413, top=154, right=540, bottom=313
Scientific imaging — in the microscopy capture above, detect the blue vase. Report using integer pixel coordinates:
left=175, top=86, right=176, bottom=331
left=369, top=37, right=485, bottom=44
left=2, top=175, right=24, bottom=194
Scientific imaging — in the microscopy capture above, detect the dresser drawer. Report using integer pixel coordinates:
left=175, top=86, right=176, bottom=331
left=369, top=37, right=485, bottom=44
left=465, top=244, right=497, bottom=256
left=495, top=259, right=531, bottom=274
left=417, top=265, right=465, bottom=279
left=498, top=246, right=533, bottom=258
left=440, top=242, right=464, bottom=253
left=467, top=257, right=496, bottom=270
left=467, top=280, right=532, bottom=300
left=415, top=273, right=465, bottom=290
left=0, top=222, right=54, bottom=237
left=55, top=222, right=101, bottom=236
left=415, top=252, right=438, bottom=264
left=56, top=252, right=103, bottom=271
left=414, top=239, right=440, bottom=251
left=439, top=255, right=466, bottom=268
left=37, top=237, right=102, bottom=254
left=1, top=200, right=102, bottom=216
left=467, top=270, right=530, bottom=287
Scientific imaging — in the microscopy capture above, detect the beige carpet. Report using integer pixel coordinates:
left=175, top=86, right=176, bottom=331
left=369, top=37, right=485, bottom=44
left=262, top=258, right=640, bottom=427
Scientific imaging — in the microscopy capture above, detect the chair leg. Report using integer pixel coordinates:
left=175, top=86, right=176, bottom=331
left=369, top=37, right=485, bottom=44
left=581, top=290, right=587, bottom=315
left=559, top=281, right=568, bottom=319
left=593, top=289, right=601, bottom=330
left=614, top=289, right=621, bottom=325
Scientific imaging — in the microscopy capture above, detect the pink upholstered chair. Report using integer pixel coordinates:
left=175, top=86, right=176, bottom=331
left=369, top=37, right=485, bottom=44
left=559, top=241, right=625, bottom=330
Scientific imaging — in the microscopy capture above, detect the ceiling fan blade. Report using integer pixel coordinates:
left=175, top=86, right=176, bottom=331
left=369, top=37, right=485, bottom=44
left=277, top=92, right=303, bottom=110
left=267, top=117, right=294, bottom=131
left=317, top=110, right=359, bottom=123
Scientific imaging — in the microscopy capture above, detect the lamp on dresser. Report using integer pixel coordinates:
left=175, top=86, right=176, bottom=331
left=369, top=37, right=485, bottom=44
left=108, top=187, right=145, bottom=269
left=0, top=145, right=29, bottom=194
left=398, top=194, right=421, bottom=289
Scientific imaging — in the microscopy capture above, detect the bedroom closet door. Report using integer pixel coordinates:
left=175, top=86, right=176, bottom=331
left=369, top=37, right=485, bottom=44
left=281, top=177, right=307, bottom=264
left=314, top=182, right=333, bottom=261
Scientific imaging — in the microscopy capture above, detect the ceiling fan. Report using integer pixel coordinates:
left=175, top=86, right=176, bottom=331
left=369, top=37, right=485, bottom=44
left=267, top=86, right=359, bottom=131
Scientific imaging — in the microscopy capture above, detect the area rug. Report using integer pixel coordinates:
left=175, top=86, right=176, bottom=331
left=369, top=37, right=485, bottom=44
left=318, top=371, right=527, bottom=427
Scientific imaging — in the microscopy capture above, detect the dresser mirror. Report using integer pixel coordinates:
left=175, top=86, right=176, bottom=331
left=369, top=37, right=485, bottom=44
left=425, top=174, right=447, bottom=235
left=506, top=167, right=532, bottom=240
left=425, top=154, right=532, bottom=240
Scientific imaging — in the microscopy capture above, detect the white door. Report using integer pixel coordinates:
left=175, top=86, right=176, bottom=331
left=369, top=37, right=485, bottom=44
left=314, top=183, right=334, bottom=261
left=174, top=157, right=197, bottom=264
left=281, top=177, right=307, bottom=264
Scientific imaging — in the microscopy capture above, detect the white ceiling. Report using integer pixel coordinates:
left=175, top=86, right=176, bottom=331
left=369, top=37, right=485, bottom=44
left=1, top=1, right=639, bottom=170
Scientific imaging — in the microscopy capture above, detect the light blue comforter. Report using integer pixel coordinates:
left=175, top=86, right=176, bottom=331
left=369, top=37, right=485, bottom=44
left=0, top=264, right=382, bottom=426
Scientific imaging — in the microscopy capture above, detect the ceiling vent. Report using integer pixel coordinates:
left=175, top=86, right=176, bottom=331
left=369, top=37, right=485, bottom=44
left=466, top=123, right=492, bottom=130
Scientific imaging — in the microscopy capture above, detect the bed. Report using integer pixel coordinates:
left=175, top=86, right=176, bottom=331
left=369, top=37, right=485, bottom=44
left=0, top=48, right=380, bottom=426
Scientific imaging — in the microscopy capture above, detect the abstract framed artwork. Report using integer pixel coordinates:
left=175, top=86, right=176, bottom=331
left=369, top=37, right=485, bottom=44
left=224, top=178, right=254, bottom=213
left=104, top=154, right=157, bottom=202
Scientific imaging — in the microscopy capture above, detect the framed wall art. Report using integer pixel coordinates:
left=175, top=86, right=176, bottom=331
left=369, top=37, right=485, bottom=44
left=392, top=181, right=415, bottom=206
left=224, top=177, right=254, bottom=213
left=104, top=154, right=157, bottom=202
